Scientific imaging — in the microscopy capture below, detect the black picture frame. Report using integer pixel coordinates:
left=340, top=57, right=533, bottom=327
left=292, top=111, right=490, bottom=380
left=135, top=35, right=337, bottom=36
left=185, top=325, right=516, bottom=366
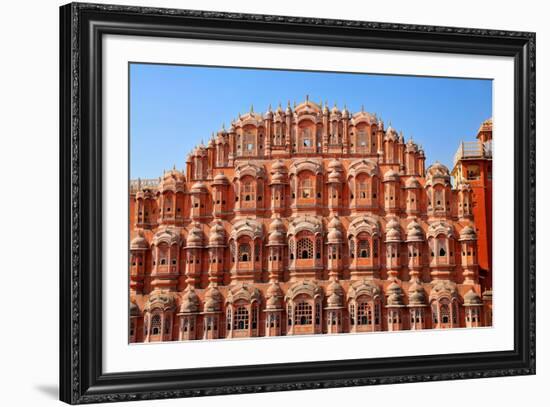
left=59, top=2, right=536, bottom=404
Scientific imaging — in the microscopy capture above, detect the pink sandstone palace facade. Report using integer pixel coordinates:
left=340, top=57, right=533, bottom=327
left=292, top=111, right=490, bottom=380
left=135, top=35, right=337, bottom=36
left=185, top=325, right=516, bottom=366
left=128, top=99, right=493, bottom=343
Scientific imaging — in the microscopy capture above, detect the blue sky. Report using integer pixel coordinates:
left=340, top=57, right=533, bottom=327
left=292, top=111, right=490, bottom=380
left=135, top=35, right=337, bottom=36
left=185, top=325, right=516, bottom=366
left=130, top=63, right=492, bottom=179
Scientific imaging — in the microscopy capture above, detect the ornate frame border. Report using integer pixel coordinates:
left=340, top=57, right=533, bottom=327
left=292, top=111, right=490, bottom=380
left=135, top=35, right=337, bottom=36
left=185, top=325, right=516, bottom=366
left=59, top=2, right=536, bottom=404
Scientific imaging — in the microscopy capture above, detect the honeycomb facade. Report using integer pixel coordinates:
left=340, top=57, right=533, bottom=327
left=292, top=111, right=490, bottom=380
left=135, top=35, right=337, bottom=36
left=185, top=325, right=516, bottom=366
left=129, top=99, right=493, bottom=342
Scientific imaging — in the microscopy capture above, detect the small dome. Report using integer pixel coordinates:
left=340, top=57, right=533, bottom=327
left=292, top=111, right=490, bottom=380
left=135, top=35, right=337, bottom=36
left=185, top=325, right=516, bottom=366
left=213, top=172, right=229, bottom=184
left=327, top=292, right=343, bottom=307
left=130, top=301, right=140, bottom=317
left=459, top=226, right=477, bottom=241
left=266, top=282, right=283, bottom=310
left=406, top=220, right=424, bottom=242
left=327, top=228, right=343, bottom=243
left=331, top=104, right=340, bottom=114
left=269, top=217, right=284, bottom=233
left=266, top=295, right=282, bottom=310
left=385, top=218, right=401, bottom=242
left=327, top=217, right=343, bottom=243
left=271, top=171, right=285, bottom=183
left=268, top=229, right=285, bottom=244
left=186, top=224, right=204, bottom=247
left=204, top=286, right=222, bottom=313
left=179, top=288, right=199, bottom=313
left=326, top=279, right=344, bottom=297
left=464, top=289, right=482, bottom=306
left=130, top=233, right=148, bottom=250
left=405, top=177, right=421, bottom=189
left=408, top=281, right=426, bottom=306
left=190, top=181, right=207, bottom=193
left=383, top=169, right=399, bottom=182
left=209, top=222, right=226, bottom=246
left=267, top=282, right=283, bottom=298
left=386, top=282, right=404, bottom=306
left=426, top=161, right=451, bottom=182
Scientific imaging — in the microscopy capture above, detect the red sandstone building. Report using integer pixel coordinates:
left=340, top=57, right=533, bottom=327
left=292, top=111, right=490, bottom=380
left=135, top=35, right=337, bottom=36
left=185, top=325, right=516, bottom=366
left=128, top=99, right=493, bottom=343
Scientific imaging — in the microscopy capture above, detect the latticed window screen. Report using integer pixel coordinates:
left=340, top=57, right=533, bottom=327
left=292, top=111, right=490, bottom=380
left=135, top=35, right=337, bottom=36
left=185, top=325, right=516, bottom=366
left=241, top=181, right=255, bottom=201
left=238, top=243, right=251, bottom=262
left=441, top=303, right=450, bottom=324
left=151, top=314, right=161, bottom=335
left=349, top=239, right=355, bottom=258
left=233, top=306, right=249, bottom=330
left=244, top=133, right=255, bottom=152
left=294, top=301, right=312, bottom=325
left=289, top=239, right=295, bottom=260
left=297, top=238, right=314, bottom=259
left=301, top=128, right=312, bottom=147
left=358, top=180, right=368, bottom=199
left=359, top=240, right=370, bottom=258
left=358, top=130, right=368, bottom=147
left=357, top=302, right=371, bottom=325
left=299, top=178, right=313, bottom=198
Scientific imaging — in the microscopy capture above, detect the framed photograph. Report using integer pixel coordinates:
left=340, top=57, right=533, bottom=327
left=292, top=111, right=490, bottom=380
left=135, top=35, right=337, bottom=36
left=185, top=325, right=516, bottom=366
left=59, top=2, right=536, bottom=404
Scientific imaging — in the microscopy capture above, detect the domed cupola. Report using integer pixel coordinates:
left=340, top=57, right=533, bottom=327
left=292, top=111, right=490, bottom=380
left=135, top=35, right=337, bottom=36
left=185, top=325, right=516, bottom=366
left=186, top=224, right=204, bottom=248
left=203, top=285, right=222, bottom=313
left=386, top=282, right=404, bottom=306
left=327, top=216, right=343, bottom=244
left=408, top=280, right=427, bottom=306
left=459, top=225, right=477, bottom=241
left=406, top=219, right=424, bottom=242
left=130, top=232, right=149, bottom=250
left=385, top=218, right=402, bottom=243
left=268, top=217, right=285, bottom=245
left=464, top=289, right=482, bottom=306
left=208, top=221, right=226, bottom=247
left=179, top=288, right=200, bottom=314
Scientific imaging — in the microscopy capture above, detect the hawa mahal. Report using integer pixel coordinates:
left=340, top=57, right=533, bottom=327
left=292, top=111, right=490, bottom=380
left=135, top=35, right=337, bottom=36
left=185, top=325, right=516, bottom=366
left=129, top=98, right=493, bottom=342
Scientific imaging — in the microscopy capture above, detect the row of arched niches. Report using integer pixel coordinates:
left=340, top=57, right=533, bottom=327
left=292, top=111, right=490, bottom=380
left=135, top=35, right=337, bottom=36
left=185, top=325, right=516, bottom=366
left=129, top=279, right=492, bottom=342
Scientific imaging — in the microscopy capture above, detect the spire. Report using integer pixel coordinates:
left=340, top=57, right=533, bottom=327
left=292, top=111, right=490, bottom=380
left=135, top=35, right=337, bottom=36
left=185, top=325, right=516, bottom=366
left=306, top=94, right=309, bottom=102
left=361, top=104, right=365, bottom=112
left=268, top=103, right=272, bottom=112
left=250, top=104, right=254, bottom=113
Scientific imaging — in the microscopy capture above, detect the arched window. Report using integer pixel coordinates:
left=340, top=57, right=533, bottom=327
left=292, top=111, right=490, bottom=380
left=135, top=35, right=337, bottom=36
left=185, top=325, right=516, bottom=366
left=349, top=238, right=355, bottom=258
left=294, top=301, right=312, bottom=325
left=238, top=243, right=251, bottom=262
left=151, top=314, right=161, bottom=335
left=439, top=247, right=446, bottom=257
left=297, top=238, right=314, bottom=259
left=299, top=178, right=313, bottom=198
left=233, top=306, right=249, bottom=330
left=359, top=240, right=370, bottom=258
